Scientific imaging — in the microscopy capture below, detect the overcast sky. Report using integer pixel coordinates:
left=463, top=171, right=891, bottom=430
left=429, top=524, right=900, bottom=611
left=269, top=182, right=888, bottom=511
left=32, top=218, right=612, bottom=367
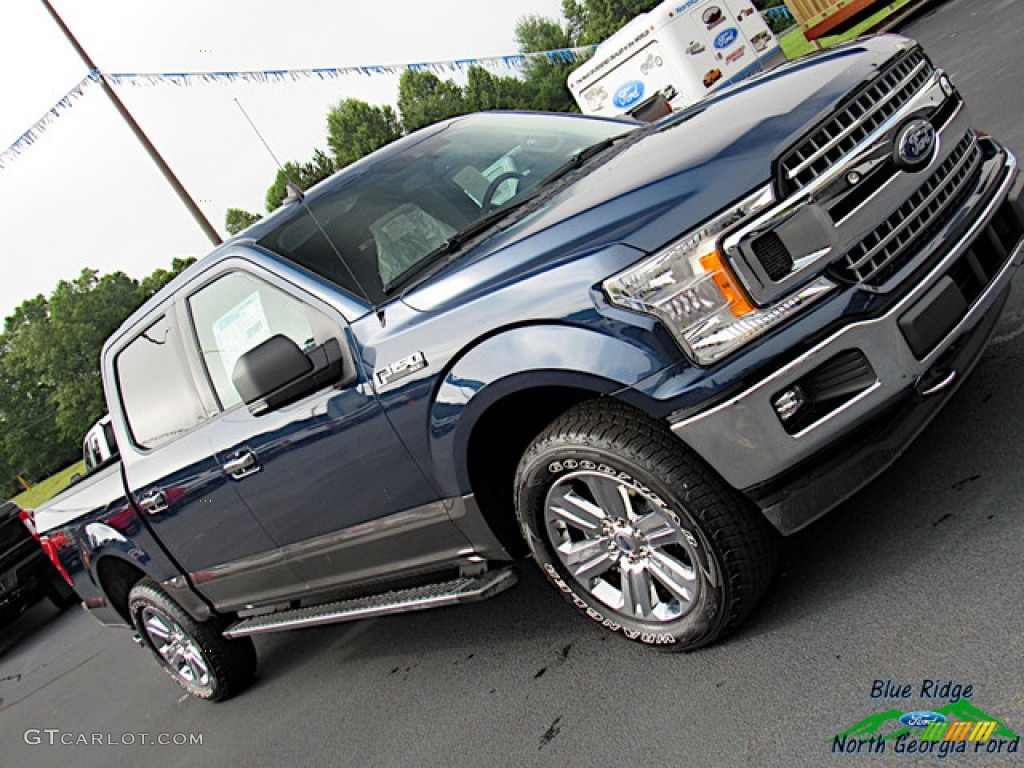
left=0, top=0, right=566, bottom=320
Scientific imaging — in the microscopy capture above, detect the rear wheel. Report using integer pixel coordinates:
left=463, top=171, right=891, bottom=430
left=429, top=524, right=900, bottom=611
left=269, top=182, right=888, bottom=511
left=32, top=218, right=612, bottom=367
left=128, top=578, right=256, bottom=701
left=44, top=573, right=79, bottom=611
left=515, top=401, right=777, bottom=650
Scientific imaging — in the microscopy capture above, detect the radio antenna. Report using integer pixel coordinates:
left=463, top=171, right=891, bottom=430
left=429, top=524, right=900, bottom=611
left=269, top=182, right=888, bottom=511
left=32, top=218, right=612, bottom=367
left=232, top=98, right=372, bottom=304
left=234, top=98, right=287, bottom=171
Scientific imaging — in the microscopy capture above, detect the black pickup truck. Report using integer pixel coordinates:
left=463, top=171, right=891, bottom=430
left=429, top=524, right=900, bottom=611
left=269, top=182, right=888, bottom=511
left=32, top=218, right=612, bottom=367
left=32, top=35, right=1024, bottom=701
left=1, top=498, right=76, bottom=624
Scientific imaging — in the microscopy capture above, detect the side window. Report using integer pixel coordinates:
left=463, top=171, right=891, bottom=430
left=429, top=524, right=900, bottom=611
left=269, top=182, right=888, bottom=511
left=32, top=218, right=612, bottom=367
left=83, top=435, right=100, bottom=471
left=187, top=271, right=340, bottom=410
left=101, top=419, right=118, bottom=457
left=116, top=315, right=207, bottom=449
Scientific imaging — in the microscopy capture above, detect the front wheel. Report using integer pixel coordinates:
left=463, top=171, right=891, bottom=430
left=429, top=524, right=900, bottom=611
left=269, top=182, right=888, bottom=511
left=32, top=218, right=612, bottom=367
left=515, top=401, right=777, bottom=650
left=129, top=578, right=256, bottom=701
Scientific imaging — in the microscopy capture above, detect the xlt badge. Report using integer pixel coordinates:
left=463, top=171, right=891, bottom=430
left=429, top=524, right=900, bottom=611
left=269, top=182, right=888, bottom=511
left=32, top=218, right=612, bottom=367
left=376, top=352, right=427, bottom=387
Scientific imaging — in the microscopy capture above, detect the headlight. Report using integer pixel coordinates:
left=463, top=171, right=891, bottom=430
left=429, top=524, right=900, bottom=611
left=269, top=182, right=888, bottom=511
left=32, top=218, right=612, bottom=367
left=603, top=187, right=835, bottom=365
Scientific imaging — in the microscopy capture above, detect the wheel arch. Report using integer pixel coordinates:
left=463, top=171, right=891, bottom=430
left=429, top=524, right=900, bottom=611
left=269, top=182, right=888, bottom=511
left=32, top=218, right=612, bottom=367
left=430, top=323, right=672, bottom=555
left=464, top=382, right=605, bottom=555
left=91, top=547, right=215, bottom=626
left=95, top=555, right=148, bottom=623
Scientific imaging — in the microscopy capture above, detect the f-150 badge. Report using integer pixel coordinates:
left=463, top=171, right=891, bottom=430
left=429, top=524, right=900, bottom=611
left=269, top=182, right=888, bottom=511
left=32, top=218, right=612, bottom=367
left=376, top=351, right=427, bottom=387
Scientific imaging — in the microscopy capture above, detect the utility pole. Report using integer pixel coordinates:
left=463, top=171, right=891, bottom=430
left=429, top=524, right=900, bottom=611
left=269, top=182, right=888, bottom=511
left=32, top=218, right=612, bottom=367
left=39, top=0, right=222, bottom=246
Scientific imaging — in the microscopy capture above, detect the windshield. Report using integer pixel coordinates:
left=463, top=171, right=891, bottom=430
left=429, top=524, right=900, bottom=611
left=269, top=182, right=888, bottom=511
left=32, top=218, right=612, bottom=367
left=258, top=112, right=635, bottom=303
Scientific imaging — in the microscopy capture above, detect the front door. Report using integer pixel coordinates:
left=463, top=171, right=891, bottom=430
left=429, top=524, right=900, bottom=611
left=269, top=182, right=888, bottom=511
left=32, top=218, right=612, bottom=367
left=183, top=264, right=469, bottom=599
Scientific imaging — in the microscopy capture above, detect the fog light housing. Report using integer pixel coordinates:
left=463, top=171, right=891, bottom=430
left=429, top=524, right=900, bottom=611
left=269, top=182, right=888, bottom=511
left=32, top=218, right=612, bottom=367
left=772, top=385, right=809, bottom=424
left=939, top=73, right=955, bottom=99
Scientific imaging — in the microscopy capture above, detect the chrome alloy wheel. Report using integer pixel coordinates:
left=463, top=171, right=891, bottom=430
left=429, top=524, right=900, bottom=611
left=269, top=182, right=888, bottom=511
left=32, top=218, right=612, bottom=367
left=543, top=470, right=702, bottom=623
left=140, top=606, right=213, bottom=692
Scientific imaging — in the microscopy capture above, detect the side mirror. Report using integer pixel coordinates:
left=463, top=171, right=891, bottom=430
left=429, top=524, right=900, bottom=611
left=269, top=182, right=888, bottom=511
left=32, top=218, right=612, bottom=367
left=232, top=335, right=350, bottom=415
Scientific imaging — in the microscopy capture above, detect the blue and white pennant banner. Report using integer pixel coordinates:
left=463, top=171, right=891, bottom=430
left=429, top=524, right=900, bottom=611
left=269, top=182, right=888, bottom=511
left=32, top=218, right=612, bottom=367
left=0, top=71, right=100, bottom=170
left=2, top=45, right=596, bottom=169
left=104, top=45, right=597, bottom=87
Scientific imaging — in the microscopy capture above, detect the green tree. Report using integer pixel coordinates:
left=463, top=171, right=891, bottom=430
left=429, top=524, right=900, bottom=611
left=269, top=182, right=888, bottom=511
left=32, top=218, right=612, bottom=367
left=266, top=162, right=308, bottom=212
left=463, top=66, right=533, bottom=112
left=139, top=257, right=197, bottom=297
left=0, top=296, right=73, bottom=484
left=398, top=70, right=470, bottom=132
left=515, top=15, right=580, bottom=113
left=43, top=270, right=147, bottom=444
left=225, top=208, right=263, bottom=235
left=265, top=149, right=338, bottom=212
left=326, top=99, right=403, bottom=167
left=0, top=257, right=196, bottom=488
left=562, top=0, right=661, bottom=45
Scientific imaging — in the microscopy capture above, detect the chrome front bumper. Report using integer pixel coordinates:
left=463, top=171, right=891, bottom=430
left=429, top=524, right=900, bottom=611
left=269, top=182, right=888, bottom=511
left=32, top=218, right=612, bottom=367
left=670, top=150, right=1024, bottom=533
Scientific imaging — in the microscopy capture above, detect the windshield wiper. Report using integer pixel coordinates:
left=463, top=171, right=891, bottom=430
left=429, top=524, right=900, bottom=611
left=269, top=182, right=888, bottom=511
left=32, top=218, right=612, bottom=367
left=536, top=134, right=627, bottom=190
left=382, top=195, right=538, bottom=293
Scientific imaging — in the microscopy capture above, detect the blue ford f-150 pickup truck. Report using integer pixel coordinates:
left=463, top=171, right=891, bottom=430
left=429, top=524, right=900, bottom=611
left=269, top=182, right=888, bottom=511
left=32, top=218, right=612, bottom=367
left=32, top=35, right=1024, bottom=700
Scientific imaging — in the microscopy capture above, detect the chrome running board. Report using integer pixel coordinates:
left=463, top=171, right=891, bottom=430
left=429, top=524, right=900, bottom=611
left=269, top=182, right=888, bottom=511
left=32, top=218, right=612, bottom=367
left=223, top=568, right=517, bottom=638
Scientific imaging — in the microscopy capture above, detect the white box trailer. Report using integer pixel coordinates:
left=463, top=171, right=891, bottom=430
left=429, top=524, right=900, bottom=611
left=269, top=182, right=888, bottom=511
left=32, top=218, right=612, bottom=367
left=568, top=0, right=785, bottom=119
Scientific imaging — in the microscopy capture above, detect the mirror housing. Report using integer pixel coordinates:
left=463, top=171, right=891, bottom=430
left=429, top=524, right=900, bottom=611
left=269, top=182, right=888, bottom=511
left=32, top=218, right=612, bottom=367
left=232, top=335, right=350, bottom=415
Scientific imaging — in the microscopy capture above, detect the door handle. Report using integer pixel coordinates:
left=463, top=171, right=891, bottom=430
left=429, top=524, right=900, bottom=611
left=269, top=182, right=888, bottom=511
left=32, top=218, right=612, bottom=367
left=223, top=450, right=261, bottom=480
left=138, top=490, right=169, bottom=516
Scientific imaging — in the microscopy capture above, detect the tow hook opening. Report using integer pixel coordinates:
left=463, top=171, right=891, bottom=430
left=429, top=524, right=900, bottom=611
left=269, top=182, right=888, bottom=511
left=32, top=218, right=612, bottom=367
left=916, top=367, right=957, bottom=396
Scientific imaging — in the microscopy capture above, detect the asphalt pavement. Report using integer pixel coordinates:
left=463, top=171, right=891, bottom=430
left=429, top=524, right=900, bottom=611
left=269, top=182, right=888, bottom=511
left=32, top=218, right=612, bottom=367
left=2, top=1, right=1023, bottom=765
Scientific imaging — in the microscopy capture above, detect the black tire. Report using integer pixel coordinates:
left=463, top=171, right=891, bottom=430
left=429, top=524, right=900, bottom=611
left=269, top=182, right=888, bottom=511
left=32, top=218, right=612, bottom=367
left=515, top=400, right=777, bottom=651
left=128, top=578, right=256, bottom=701
left=0, top=604, right=24, bottom=627
left=44, top=574, right=80, bottom=611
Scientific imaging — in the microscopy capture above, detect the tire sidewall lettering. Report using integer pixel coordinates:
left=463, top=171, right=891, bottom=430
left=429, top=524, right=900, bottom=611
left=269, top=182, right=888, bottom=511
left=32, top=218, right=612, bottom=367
left=544, top=460, right=694, bottom=549
left=541, top=563, right=675, bottom=644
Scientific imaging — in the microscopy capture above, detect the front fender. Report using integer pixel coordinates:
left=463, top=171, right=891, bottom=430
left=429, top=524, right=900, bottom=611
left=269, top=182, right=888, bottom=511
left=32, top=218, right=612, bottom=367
left=429, top=322, right=671, bottom=496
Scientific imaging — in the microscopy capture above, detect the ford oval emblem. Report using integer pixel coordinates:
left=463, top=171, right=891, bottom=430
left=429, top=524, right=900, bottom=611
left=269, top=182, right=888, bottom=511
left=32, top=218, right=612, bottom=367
left=714, top=28, right=739, bottom=50
left=895, top=118, right=937, bottom=172
left=613, top=80, right=645, bottom=109
left=899, top=711, right=947, bottom=728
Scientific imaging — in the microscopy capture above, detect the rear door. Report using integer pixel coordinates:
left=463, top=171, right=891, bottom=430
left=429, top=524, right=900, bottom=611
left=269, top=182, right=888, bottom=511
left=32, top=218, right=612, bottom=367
left=113, top=308, right=304, bottom=609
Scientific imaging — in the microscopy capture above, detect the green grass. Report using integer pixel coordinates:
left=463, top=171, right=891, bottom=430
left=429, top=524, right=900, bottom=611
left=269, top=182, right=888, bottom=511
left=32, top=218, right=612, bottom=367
left=12, top=460, right=86, bottom=509
left=779, top=0, right=917, bottom=60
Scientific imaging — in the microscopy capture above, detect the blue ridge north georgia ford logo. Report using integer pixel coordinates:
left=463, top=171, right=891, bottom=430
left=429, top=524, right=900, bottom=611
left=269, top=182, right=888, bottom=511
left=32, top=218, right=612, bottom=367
left=613, top=80, right=645, bottom=109
left=895, top=118, right=937, bottom=171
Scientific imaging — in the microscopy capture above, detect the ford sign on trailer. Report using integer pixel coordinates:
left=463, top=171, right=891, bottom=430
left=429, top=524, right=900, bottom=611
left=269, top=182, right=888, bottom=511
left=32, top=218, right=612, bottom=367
left=569, top=0, right=785, bottom=118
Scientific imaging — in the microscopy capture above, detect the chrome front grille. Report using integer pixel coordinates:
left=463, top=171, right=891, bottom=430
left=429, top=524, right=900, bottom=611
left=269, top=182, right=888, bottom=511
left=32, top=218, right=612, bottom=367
left=779, top=48, right=934, bottom=194
left=832, top=131, right=982, bottom=284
